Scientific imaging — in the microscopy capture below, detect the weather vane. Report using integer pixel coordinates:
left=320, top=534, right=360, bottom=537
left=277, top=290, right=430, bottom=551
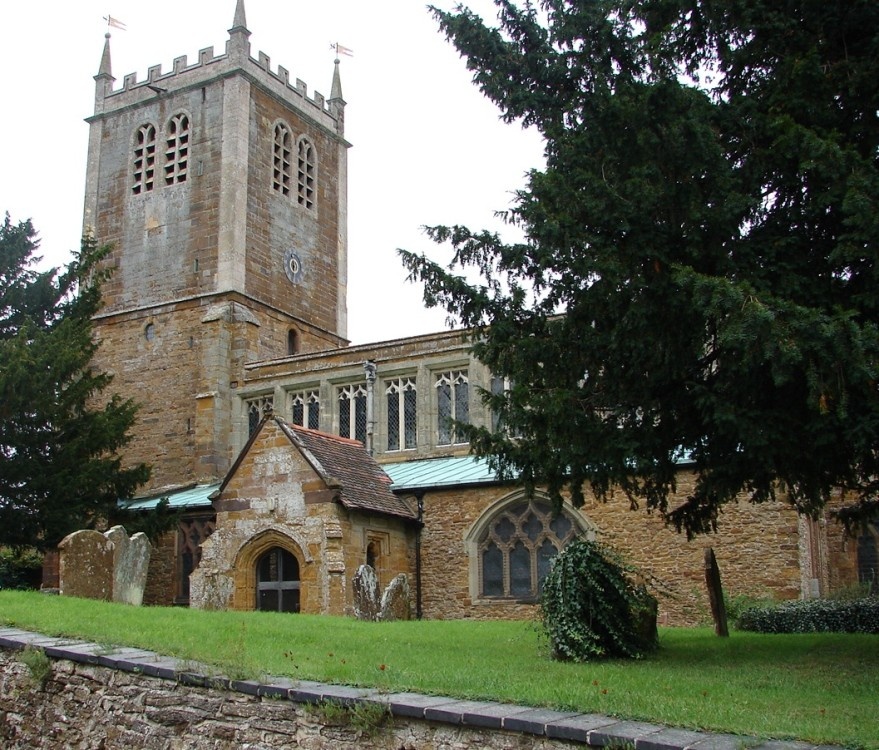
left=330, top=42, right=354, bottom=60
left=103, top=15, right=127, bottom=32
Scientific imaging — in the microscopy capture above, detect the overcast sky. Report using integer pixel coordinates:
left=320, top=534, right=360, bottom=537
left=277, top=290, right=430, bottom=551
left=0, top=1, right=544, bottom=344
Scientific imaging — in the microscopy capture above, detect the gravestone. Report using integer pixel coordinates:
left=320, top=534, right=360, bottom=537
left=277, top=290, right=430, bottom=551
left=58, top=530, right=114, bottom=601
left=704, top=547, right=729, bottom=637
left=379, top=574, right=411, bottom=621
left=104, top=526, right=151, bottom=606
left=352, top=564, right=381, bottom=621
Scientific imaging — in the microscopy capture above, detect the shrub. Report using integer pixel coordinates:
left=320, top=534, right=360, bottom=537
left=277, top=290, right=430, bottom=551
left=736, top=596, right=879, bottom=634
left=540, top=538, right=658, bottom=661
left=0, top=548, right=43, bottom=590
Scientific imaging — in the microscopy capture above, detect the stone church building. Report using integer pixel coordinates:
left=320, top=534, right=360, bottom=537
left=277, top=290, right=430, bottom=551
left=82, top=1, right=870, bottom=625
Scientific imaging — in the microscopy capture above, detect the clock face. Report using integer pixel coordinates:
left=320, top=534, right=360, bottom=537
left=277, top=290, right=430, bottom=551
left=283, top=249, right=303, bottom=284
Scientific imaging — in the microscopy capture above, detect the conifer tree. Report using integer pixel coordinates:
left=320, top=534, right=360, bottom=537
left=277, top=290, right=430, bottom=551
left=0, top=216, right=149, bottom=550
left=401, top=1, right=879, bottom=535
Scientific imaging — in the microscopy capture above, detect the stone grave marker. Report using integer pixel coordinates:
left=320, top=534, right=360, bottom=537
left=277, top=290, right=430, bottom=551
left=104, top=526, right=151, bottom=606
left=58, top=530, right=114, bottom=601
left=704, top=547, right=729, bottom=637
left=352, top=564, right=381, bottom=621
left=379, top=574, right=411, bottom=621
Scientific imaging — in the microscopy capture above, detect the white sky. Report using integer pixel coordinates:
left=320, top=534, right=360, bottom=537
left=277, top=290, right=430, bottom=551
left=0, top=1, right=544, bottom=345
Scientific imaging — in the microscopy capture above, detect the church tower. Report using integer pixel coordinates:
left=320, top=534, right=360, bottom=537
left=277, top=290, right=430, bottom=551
left=84, top=1, right=350, bottom=491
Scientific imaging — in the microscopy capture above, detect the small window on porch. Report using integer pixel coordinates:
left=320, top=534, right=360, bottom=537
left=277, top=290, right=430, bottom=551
left=256, top=547, right=300, bottom=613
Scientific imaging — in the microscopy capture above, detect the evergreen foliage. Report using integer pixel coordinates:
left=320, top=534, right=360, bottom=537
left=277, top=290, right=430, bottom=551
left=736, top=597, right=879, bottom=634
left=540, top=538, right=658, bottom=660
left=400, top=1, right=879, bottom=536
left=0, top=216, right=149, bottom=550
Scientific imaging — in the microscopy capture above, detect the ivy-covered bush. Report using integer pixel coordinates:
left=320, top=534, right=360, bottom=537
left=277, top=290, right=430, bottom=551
left=0, top=548, right=43, bottom=590
left=736, top=597, right=879, bottom=634
left=540, top=538, right=658, bottom=661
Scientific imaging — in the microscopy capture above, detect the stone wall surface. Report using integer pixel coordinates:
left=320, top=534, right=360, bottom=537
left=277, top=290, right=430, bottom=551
left=0, top=648, right=579, bottom=750
left=417, top=480, right=808, bottom=627
left=0, top=630, right=836, bottom=750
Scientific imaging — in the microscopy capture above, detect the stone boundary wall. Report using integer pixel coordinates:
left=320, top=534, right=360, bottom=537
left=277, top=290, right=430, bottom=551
left=0, top=628, right=827, bottom=750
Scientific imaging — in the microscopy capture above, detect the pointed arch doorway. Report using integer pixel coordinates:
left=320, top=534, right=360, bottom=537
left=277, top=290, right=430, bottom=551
left=256, top=546, right=301, bottom=613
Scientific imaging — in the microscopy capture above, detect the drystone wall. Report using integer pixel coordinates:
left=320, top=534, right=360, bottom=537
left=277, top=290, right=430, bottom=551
left=0, top=648, right=579, bottom=750
left=0, top=629, right=832, bottom=750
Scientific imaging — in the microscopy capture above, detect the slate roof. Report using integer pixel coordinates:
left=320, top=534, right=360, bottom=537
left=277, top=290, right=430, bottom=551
left=275, top=419, right=417, bottom=522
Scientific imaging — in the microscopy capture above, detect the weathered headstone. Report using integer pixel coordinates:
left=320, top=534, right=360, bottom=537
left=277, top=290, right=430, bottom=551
left=704, top=547, right=729, bottom=637
left=105, top=526, right=151, bottom=606
left=58, top=530, right=114, bottom=601
left=352, top=564, right=381, bottom=621
left=379, top=574, right=411, bottom=621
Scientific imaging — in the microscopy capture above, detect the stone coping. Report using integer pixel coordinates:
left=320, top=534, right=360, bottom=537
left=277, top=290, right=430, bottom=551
left=0, top=627, right=838, bottom=750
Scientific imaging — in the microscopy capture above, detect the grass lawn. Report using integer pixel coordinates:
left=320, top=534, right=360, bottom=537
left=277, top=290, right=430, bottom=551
left=1, top=590, right=876, bottom=748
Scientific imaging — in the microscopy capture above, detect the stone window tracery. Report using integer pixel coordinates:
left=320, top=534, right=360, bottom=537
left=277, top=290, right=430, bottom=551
left=386, top=377, right=417, bottom=451
left=164, top=113, right=190, bottom=185
left=477, top=498, right=579, bottom=600
left=176, top=514, right=215, bottom=605
left=297, top=137, right=315, bottom=209
left=245, top=395, right=274, bottom=436
left=273, top=123, right=292, bottom=195
left=290, top=390, right=320, bottom=431
left=133, top=123, right=156, bottom=194
left=338, top=383, right=367, bottom=444
left=436, top=370, right=469, bottom=445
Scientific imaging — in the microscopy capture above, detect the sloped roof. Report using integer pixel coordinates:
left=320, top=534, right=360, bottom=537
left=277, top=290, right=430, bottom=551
left=384, top=456, right=506, bottom=491
left=274, top=419, right=417, bottom=522
left=121, top=483, right=220, bottom=511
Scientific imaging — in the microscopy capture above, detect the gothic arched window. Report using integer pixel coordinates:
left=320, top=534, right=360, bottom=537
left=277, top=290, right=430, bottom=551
left=338, top=383, right=367, bottom=444
left=256, top=547, right=300, bottom=613
left=386, top=377, right=417, bottom=451
left=164, top=113, right=190, bottom=185
left=133, top=123, right=156, bottom=194
left=290, top=390, right=320, bottom=431
left=476, top=497, right=581, bottom=600
left=273, top=123, right=292, bottom=195
left=297, top=137, right=316, bottom=209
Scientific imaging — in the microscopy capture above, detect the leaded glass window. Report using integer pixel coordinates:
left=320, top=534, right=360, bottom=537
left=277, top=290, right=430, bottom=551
left=164, top=113, right=189, bottom=185
left=386, top=377, right=417, bottom=451
left=478, top=499, right=578, bottom=600
left=291, top=390, right=320, bottom=431
left=436, top=370, right=469, bottom=445
left=338, top=383, right=367, bottom=444
left=245, top=395, right=274, bottom=436
left=297, top=137, right=315, bottom=209
left=133, top=123, right=156, bottom=194
left=273, top=123, right=292, bottom=195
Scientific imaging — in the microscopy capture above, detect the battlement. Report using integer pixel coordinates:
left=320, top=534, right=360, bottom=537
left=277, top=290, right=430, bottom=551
left=92, top=8, right=343, bottom=136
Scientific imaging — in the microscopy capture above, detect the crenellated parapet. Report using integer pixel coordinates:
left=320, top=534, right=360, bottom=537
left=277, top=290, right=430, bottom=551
left=91, top=30, right=344, bottom=139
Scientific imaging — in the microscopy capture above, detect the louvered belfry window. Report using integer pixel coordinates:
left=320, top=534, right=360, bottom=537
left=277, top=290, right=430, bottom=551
left=164, top=113, right=190, bottom=185
left=133, top=123, right=156, bottom=194
left=273, top=123, right=292, bottom=195
left=297, top=137, right=315, bottom=209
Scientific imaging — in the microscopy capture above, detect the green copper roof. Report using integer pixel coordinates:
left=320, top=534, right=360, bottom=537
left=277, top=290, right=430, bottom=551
left=384, top=456, right=508, bottom=492
left=121, top=483, right=221, bottom=512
